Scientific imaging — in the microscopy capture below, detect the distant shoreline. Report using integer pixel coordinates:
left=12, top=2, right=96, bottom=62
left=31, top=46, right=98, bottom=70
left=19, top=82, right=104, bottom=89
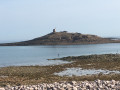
left=1, top=30, right=120, bottom=46
left=0, top=42, right=120, bottom=46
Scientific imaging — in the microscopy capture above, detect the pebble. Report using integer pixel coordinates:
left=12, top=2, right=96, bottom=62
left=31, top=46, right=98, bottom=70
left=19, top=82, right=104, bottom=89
left=0, top=88, right=5, bottom=90
left=1, top=80, right=120, bottom=90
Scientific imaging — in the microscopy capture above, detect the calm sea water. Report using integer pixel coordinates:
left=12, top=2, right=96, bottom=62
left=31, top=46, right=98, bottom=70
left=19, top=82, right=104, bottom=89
left=0, top=43, right=120, bottom=67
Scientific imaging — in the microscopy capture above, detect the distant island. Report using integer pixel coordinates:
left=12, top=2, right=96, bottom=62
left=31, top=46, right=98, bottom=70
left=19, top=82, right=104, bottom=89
left=0, top=29, right=120, bottom=46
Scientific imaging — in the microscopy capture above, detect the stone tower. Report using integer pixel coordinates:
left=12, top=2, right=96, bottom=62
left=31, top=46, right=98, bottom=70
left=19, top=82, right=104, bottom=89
left=53, top=28, right=56, bottom=33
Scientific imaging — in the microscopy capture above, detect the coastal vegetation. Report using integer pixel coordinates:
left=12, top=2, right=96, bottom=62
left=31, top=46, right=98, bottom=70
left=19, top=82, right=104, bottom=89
left=0, top=54, right=120, bottom=86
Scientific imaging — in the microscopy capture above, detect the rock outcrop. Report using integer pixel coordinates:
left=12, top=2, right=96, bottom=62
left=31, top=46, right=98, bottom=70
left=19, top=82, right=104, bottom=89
left=0, top=30, right=118, bottom=46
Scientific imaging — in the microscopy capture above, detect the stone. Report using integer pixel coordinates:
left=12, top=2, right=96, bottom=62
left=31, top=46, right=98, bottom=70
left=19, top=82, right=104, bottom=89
left=0, top=88, right=5, bottom=90
left=2, top=80, right=120, bottom=89
left=71, top=81, right=77, bottom=85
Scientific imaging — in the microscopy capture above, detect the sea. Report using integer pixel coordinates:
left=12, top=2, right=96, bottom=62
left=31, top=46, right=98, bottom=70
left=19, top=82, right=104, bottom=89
left=0, top=43, right=120, bottom=67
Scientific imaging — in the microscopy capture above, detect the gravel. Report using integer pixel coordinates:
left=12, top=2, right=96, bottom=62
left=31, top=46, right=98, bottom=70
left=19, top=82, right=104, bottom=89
left=1, top=79, right=120, bottom=90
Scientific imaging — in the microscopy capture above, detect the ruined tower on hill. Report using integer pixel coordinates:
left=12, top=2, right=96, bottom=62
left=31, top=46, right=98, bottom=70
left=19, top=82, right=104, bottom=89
left=53, top=28, right=56, bottom=33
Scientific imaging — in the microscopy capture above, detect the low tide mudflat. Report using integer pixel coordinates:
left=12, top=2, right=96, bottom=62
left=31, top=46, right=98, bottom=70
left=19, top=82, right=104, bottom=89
left=0, top=54, right=120, bottom=87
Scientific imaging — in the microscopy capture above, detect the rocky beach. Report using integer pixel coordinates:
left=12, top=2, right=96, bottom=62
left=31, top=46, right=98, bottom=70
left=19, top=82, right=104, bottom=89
left=1, top=0, right=120, bottom=89
left=0, top=54, right=120, bottom=90
left=0, top=80, right=120, bottom=90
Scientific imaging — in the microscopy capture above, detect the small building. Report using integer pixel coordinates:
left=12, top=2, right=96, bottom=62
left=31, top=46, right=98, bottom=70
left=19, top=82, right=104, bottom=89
left=63, top=31, right=67, bottom=33
left=53, top=28, right=56, bottom=33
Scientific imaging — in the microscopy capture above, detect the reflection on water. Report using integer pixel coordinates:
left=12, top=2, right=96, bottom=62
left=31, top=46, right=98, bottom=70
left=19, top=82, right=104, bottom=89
left=0, top=43, right=120, bottom=66
left=54, top=68, right=120, bottom=76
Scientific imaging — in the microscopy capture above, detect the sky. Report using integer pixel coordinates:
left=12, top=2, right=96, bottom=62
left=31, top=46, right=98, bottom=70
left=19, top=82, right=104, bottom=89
left=0, top=0, right=120, bottom=42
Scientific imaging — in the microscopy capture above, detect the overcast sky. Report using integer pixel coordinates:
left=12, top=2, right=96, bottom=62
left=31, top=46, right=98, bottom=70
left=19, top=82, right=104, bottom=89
left=0, top=0, right=120, bottom=42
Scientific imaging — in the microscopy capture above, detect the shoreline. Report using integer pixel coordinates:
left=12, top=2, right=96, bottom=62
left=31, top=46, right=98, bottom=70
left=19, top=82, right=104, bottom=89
left=0, top=41, right=120, bottom=46
left=0, top=54, right=120, bottom=88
